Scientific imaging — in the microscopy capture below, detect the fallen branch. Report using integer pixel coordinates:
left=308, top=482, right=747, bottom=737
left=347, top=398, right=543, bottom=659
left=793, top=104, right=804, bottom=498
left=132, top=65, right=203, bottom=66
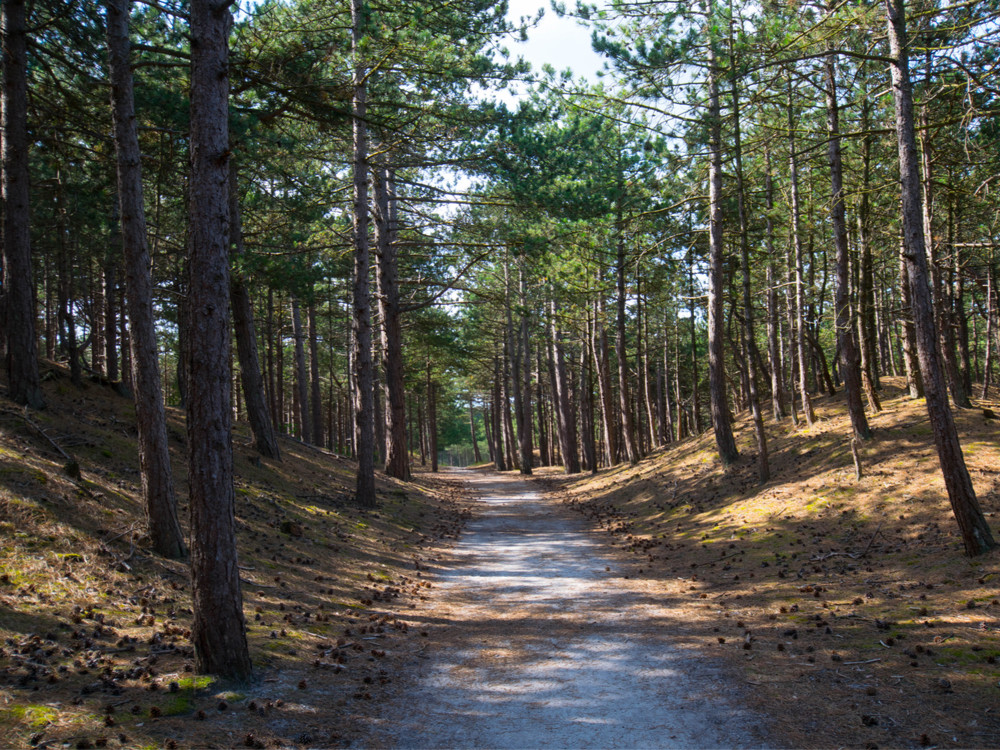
left=843, top=658, right=882, bottom=665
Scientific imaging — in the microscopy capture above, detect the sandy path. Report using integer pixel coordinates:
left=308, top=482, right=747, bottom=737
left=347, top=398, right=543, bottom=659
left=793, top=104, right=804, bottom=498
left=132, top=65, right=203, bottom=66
left=368, top=470, right=770, bottom=749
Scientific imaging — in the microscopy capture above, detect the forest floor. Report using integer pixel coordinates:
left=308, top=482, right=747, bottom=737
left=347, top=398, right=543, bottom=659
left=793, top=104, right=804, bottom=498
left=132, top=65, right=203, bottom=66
left=0, top=362, right=470, bottom=750
left=534, top=378, right=1000, bottom=749
left=0, top=365, right=998, bottom=749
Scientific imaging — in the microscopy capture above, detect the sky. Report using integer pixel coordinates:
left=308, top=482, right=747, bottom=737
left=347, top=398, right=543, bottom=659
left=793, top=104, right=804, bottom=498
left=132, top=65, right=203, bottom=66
left=501, top=0, right=608, bottom=98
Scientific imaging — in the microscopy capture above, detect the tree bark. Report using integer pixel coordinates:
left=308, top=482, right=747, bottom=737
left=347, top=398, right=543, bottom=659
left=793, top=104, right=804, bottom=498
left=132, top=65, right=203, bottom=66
left=885, top=0, right=995, bottom=556
left=593, top=296, right=618, bottom=465
left=518, top=266, right=534, bottom=473
left=825, top=44, right=870, bottom=441
left=1, top=0, right=43, bottom=409
left=764, top=149, right=785, bottom=421
left=106, top=0, right=188, bottom=558
left=787, top=75, right=815, bottom=426
left=427, top=360, right=438, bottom=473
left=187, top=0, right=252, bottom=679
left=615, top=201, right=640, bottom=464
left=731, top=53, right=769, bottom=482
left=899, top=244, right=924, bottom=398
left=550, top=297, right=580, bottom=473
left=373, top=167, right=409, bottom=480
left=491, top=355, right=506, bottom=471
left=351, top=0, right=375, bottom=506
left=308, top=303, right=323, bottom=447
left=856, top=85, right=882, bottom=410
left=227, top=164, right=280, bottom=460
left=290, top=295, right=311, bottom=444
left=706, top=37, right=739, bottom=464
left=468, top=397, right=482, bottom=464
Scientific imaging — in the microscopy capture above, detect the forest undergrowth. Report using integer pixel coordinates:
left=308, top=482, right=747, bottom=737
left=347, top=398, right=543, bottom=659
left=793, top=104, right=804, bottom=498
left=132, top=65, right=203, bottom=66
left=2, top=364, right=999, bottom=749
left=536, top=377, right=1000, bottom=749
left=0, top=362, right=468, bottom=750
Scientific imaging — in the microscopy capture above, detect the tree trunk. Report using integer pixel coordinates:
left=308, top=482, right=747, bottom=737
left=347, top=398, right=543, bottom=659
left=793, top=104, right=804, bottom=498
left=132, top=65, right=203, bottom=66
left=491, top=355, right=506, bottom=471
left=518, top=267, right=534, bottom=473
left=104, top=263, right=119, bottom=383
left=919, top=103, right=969, bottom=409
left=227, top=165, right=280, bottom=460
left=615, top=206, right=640, bottom=464
left=580, top=334, right=598, bottom=474
left=427, top=361, right=438, bottom=473
left=187, top=0, right=251, bottom=679
left=825, top=44, right=870, bottom=441
left=550, top=297, right=580, bottom=473
left=373, top=166, right=409, bottom=479
left=885, top=0, right=995, bottom=556
left=899, top=245, right=924, bottom=398
left=107, top=0, right=188, bottom=556
left=593, top=296, right=618, bottom=465
left=290, top=296, right=311, bottom=444
left=351, top=0, right=375, bottom=506
left=731, top=53, right=769, bottom=482
left=788, top=75, right=815, bottom=426
left=706, top=37, right=739, bottom=464
left=468, top=397, right=482, bottom=464
left=501, top=329, right=518, bottom=471
left=506, top=257, right=530, bottom=474
left=308, top=303, right=323, bottom=448
left=856, top=86, right=882, bottom=409
left=764, top=149, right=785, bottom=421
left=535, top=352, right=550, bottom=467
left=1, top=0, right=43, bottom=408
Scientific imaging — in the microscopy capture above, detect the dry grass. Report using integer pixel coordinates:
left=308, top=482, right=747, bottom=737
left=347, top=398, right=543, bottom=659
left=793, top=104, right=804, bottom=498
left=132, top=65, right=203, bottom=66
left=0, top=362, right=467, bottom=750
left=534, top=377, right=1000, bottom=749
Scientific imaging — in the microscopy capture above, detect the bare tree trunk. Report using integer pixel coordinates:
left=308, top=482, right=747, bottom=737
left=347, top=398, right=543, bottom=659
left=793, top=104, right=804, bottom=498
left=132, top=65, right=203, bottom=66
left=660, top=309, right=674, bottom=443
left=825, top=43, right=870, bottom=441
left=706, top=37, right=739, bottom=464
left=535, top=352, right=550, bottom=467
left=764, top=149, right=785, bottom=422
left=505, top=257, right=530, bottom=474
left=593, top=296, right=618, bottom=465
left=518, top=267, right=534, bottom=473
left=469, top=397, right=482, bottom=464
left=501, top=329, right=518, bottom=471
left=550, top=297, right=580, bottom=473
left=106, top=0, right=187, bottom=556
left=290, top=296, right=311, bottom=444
left=885, top=0, right=995, bottom=556
left=427, top=360, right=438, bottom=473
left=227, top=164, right=280, bottom=459
left=373, top=167, right=409, bottom=480
left=104, top=263, right=119, bottom=382
left=187, top=0, right=251, bottom=679
left=788, top=75, right=815, bottom=426
left=308, top=303, right=323, bottom=447
left=731, top=54, right=769, bottom=482
left=491, top=355, right=506, bottom=471
left=856, top=86, right=882, bottom=410
left=899, top=245, right=924, bottom=398
left=351, top=0, right=375, bottom=506
left=615, top=213, right=640, bottom=464
left=1, top=0, right=43, bottom=408
left=983, top=256, right=996, bottom=398
left=580, top=333, right=598, bottom=473
left=919, top=103, right=969, bottom=409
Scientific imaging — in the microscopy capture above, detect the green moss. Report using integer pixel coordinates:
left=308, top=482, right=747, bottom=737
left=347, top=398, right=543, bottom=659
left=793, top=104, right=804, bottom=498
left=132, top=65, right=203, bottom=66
left=176, top=675, right=215, bottom=691
left=162, top=694, right=195, bottom=716
left=2, top=704, right=59, bottom=728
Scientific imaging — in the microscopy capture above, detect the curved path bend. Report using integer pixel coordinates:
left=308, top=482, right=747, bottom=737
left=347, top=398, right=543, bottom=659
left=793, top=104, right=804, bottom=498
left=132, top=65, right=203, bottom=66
left=370, top=470, right=770, bottom=749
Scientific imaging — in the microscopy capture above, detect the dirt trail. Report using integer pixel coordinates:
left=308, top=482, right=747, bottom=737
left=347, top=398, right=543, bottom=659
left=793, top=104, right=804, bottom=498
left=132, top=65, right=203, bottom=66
left=367, top=470, right=772, bottom=749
